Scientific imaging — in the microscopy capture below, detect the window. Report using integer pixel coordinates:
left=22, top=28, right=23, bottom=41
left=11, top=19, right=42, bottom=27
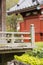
left=32, top=11, right=38, bottom=15
left=26, top=12, right=31, bottom=16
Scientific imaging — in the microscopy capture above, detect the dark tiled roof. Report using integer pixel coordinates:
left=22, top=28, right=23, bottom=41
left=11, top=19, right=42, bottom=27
left=7, top=0, right=43, bottom=14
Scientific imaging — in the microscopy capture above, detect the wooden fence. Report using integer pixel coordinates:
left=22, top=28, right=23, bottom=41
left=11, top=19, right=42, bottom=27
left=0, top=24, right=35, bottom=50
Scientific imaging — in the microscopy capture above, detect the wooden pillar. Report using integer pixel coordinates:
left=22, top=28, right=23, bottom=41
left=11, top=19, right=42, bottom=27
left=0, top=0, right=2, bottom=31
left=2, top=0, right=6, bottom=31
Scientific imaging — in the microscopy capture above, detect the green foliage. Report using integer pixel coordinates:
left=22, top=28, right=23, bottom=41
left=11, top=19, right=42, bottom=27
left=14, top=49, right=43, bottom=65
left=26, top=49, right=43, bottom=58
left=6, top=0, right=18, bottom=31
left=36, top=42, right=43, bottom=48
left=14, top=53, right=43, bottom=65
left=6, top=14, right=17, bottom=31
left=6, top=13, right=23, bottom=31
left=6, top=0, right=23, bottom=32
left=6, top=0, right=18, bottom=10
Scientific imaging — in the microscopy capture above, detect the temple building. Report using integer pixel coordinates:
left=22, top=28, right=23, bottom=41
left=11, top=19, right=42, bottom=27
left=7, top=0, right=43, bottom=42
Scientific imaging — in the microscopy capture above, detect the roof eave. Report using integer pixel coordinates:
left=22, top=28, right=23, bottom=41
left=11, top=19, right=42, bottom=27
left=7, top=5, right=43, bottom=15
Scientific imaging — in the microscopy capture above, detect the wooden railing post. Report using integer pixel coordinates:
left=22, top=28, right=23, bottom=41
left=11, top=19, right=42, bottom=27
left=30, top=24, right=35, bottom=47
left=21, top=34, right=24, bottom=42
left=11, top=33, right=14, bottom=44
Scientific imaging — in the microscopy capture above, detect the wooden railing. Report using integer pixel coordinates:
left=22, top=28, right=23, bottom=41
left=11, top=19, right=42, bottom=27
left=0, top=24, right=35, bottom=49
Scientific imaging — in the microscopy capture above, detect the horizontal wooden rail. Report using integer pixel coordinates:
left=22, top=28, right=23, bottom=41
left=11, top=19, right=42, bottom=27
left=0, top=37, right=31, bottom=40
left=0, top=32, right=30, bottom=34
